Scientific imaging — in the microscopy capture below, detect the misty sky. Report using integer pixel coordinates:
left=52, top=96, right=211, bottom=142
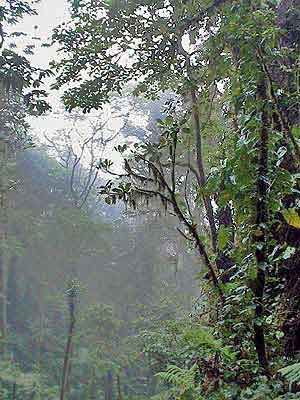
left=19, top=0, right=69, bottom=68
left=16, top=0, right=142, bottom=171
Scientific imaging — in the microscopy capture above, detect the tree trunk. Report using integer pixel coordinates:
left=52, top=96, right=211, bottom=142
left=88, top=368, right=97, bottom=400
left=60, top=295, right=76, bottom=400
left=252, top=80, right=270, bottom=375
left=7, top=255, right=18, bottom=329
left=104, top=370, right=113, bottom=400
left=116, top=375, right=123, bottom=400
left=12, top=382, right=17, bottom=400
left=275, top=0, right=300, bottom=357
left=191, top=90, right=218, bottom=253
left=0, top=83, right=9, bottom=355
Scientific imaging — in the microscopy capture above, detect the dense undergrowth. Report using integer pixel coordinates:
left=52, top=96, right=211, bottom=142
left=1, top=0, right=300, bottom=399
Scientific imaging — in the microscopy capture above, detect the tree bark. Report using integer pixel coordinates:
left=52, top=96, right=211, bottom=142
left=116, top=375, right=123, bottom=400
left=60, top=295, right=76, bottom=400
left=191, top=90, right=218, bottom=253
left=104, top=370, right=113, bottom=400
left=12, top=382, right=17, bottom=400
left=253, top=80, right=270, bottom=376
left=273, top=0, right=300, bottom=357
left=0, top=82, right=9, bottom=355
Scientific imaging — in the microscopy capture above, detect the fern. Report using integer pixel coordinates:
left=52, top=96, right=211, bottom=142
left=279, top=362, right=300, bottom=384
left=155, top=364, right=201, bottom=399
left=156, top=364, right=197, bottom=388
left=183, top=326, right=235, bottom=361
left=150, top=389, right=173, bottom=400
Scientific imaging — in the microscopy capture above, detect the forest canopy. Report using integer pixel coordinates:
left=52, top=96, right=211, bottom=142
left=0, top=0, right=300, bottom=399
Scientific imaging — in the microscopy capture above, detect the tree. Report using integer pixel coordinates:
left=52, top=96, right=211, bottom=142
left=0, top=0, right=53, bottom=354
left=52, top=0, right=300, bottom=381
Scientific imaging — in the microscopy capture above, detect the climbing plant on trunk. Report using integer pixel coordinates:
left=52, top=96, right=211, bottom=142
left=52, top=0, right=300, bottom=376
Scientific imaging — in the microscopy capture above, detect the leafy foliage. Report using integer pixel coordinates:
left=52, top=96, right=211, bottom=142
left=1, top=0, right=300, bottom=399
left=280, top=363, right=300, bottom=386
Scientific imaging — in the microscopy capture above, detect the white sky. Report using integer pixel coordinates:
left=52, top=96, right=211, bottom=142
left=11, top=0, right=147, bottom=171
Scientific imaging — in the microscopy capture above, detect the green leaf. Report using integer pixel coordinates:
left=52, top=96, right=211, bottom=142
left=217, top=225, right=232, bottom=250
left=72, top=0, right=81, bottom=10
left=292, top=126, right=300, bottom=137
left=164, top=116, right=173, bottom=126
left=279, top=362, right=300, bottom=384
left=276, top=331, right=284, bottom=340
left=282, top=208, right=300, bottom=229
left=282, top=246, right=296, bottom=260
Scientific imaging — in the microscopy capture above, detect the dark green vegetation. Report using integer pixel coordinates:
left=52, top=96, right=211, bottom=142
left=1, top=0, right=300, bottom=398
